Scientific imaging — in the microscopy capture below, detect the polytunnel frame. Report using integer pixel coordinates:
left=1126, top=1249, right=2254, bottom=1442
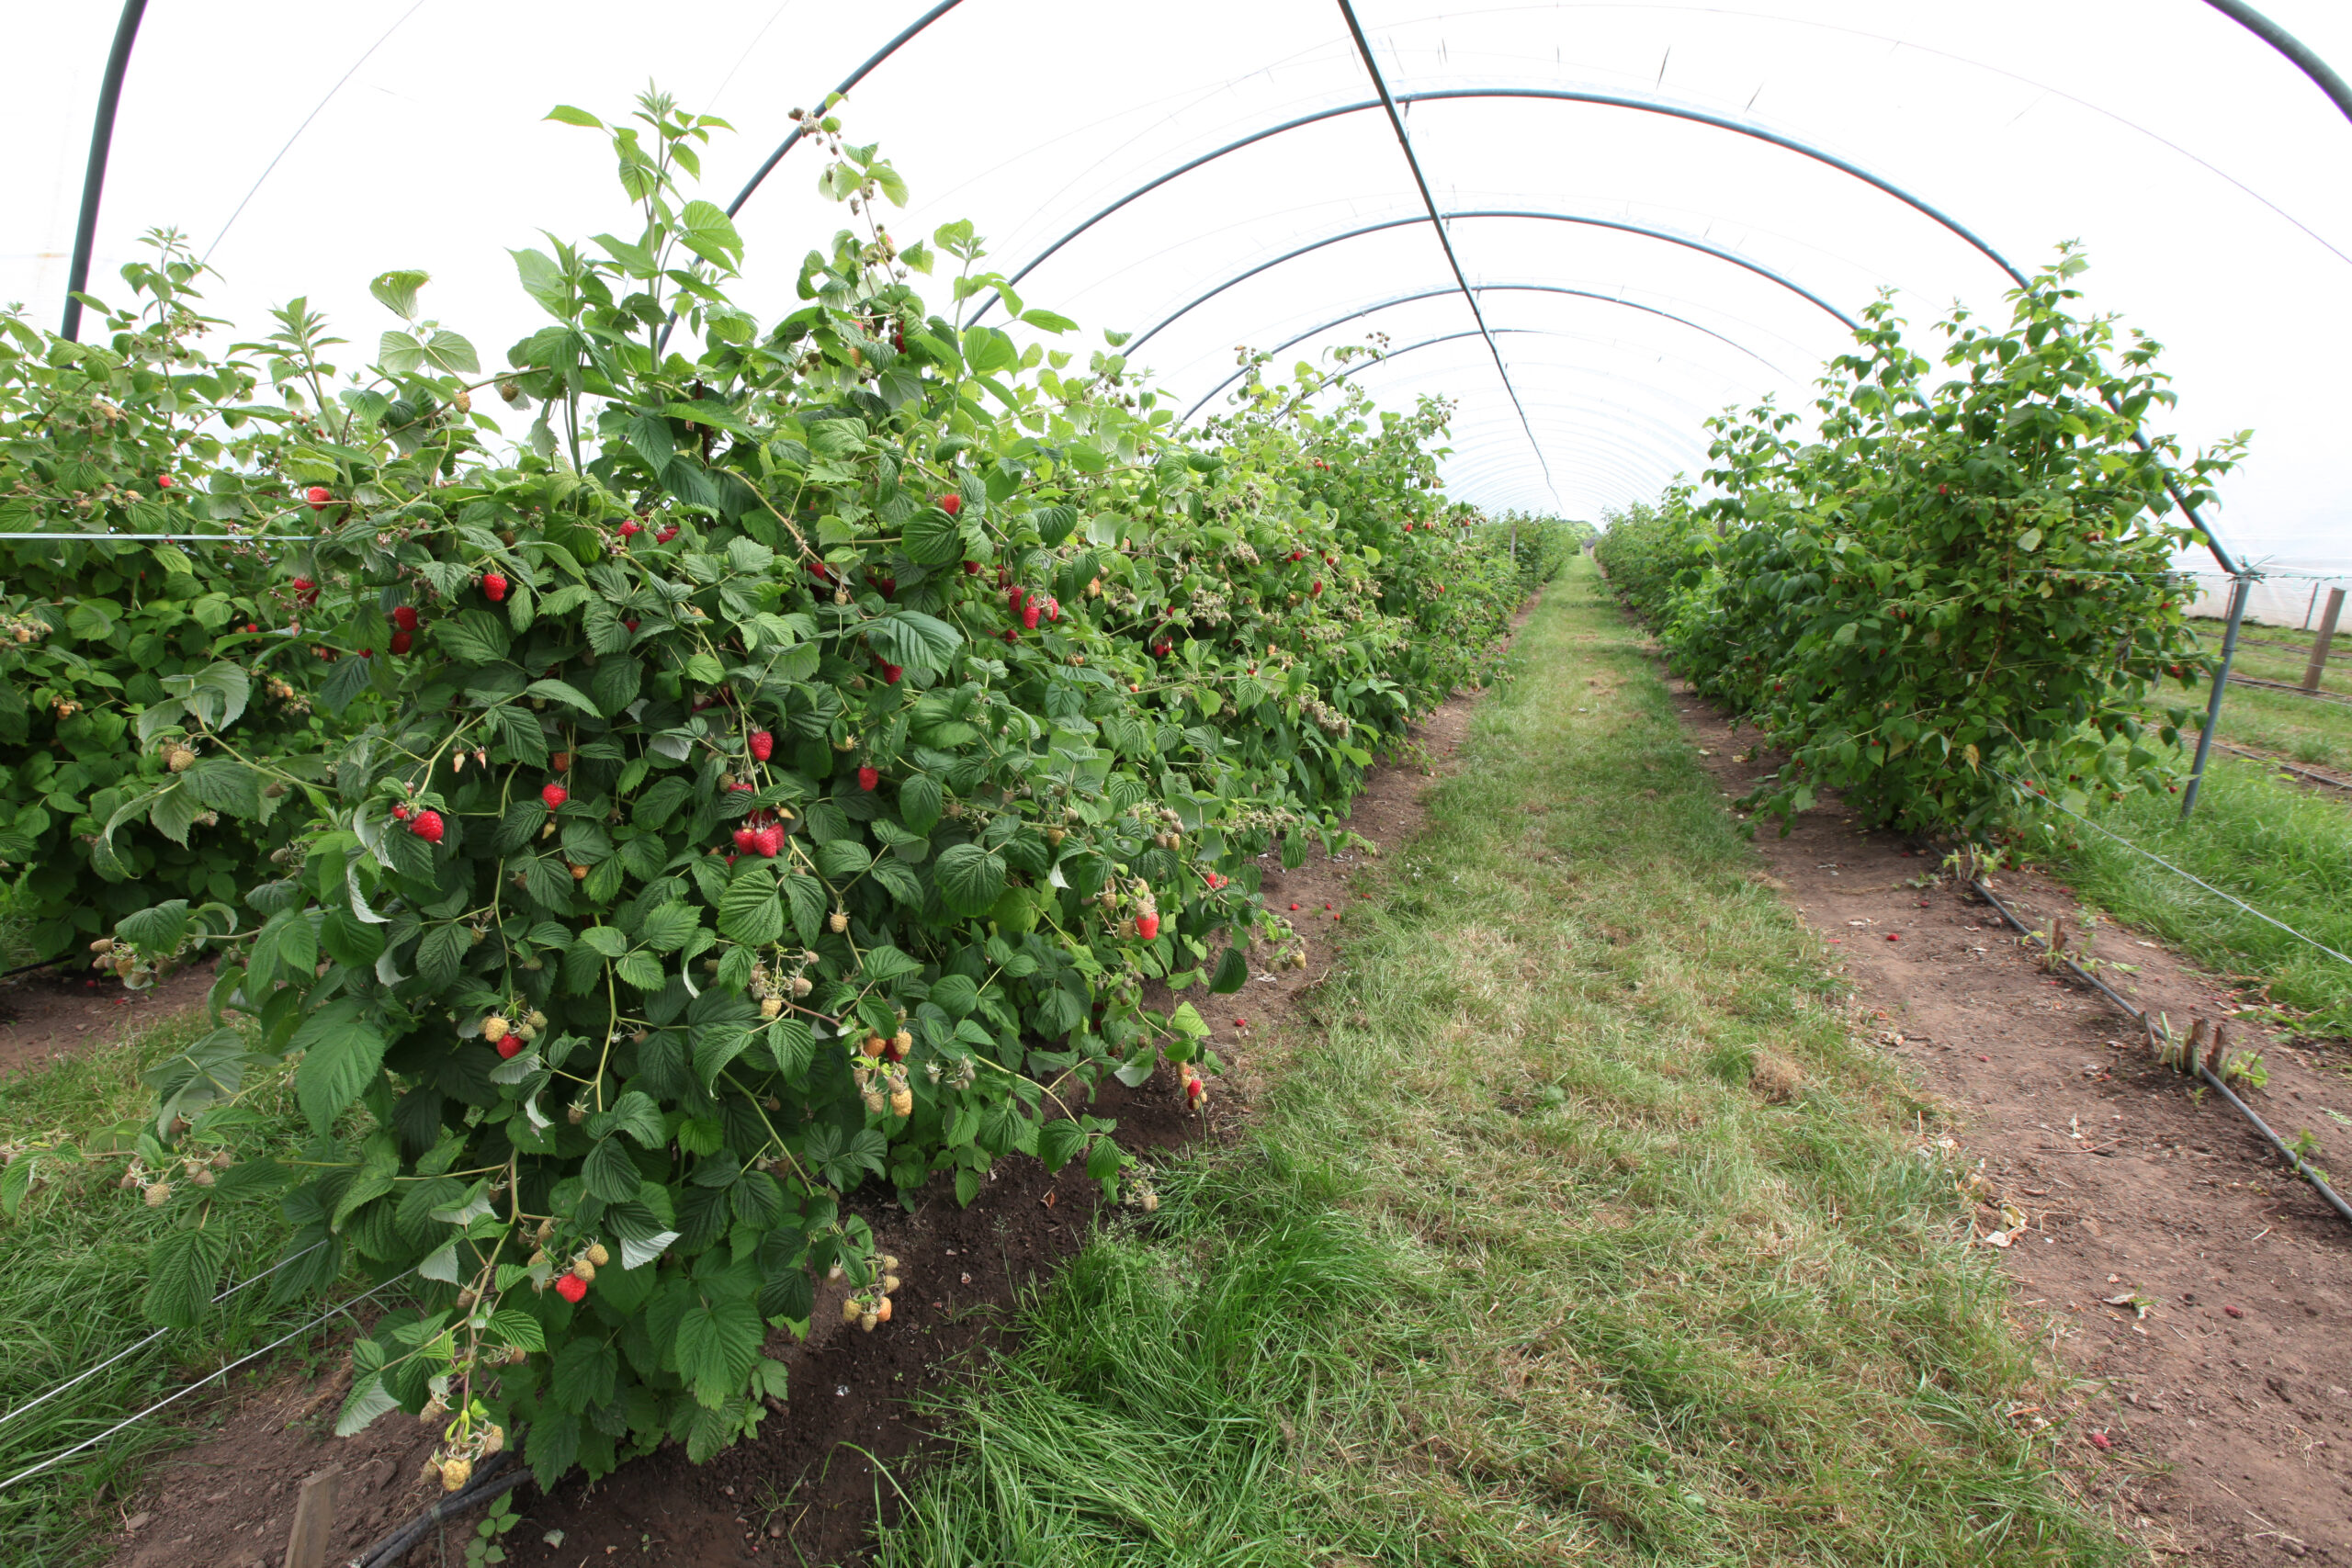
left=55, top=0, right=2348, bottom=809
left=1178, top=282, right=1800, bottom=424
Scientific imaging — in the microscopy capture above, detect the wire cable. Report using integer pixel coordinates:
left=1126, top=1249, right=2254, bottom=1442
left=2003, top=774, right=2352, bottom=972
left=0, top=1242, right=326, bottom=1435
left=1334, top=1, right=1561, bottom=512
left=0, top=1268, right=413, bottom=1495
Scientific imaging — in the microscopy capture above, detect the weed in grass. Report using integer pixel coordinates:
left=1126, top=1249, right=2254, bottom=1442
left=882, top=559, right=2123, bottom=1566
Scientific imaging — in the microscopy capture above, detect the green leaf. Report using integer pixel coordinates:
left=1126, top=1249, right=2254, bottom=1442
left=292, top=1005, right=390, bottom=1134
left=545, top=104, right=605, bottom=129
left=718, top=869, right=784, bottom=946
left=1209, top=946, right=1249, bottom=995
left=933, top=844, right=1005, bottom=917
left=673, top=1297, right=762, bottom=1407
left=581, top=1136, right=642, bottom=1201
left=368, top=269, right=430, bottom=320
left=143, top=1224, right=228, bottom=1330
left=526, top=678, right=601, bottom=716
left=899, top=774, right=942, bottom=836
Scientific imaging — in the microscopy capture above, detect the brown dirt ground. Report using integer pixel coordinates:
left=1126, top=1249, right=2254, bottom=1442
left=0, top=961, right=216, bottom=1080
left=1669, top=676, right=2352, bottom=1565
left=89, top=624, right=1517, bottom=1568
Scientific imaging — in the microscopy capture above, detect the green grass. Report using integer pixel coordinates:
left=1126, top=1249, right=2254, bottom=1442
left=2183, top=619, right=2352, bottom=773
left=879, top=558, right=2120, bottom=1566
left=2041, top=754, right=2352, bottom=1038
left=0, top=1010, right=326, bottom=1567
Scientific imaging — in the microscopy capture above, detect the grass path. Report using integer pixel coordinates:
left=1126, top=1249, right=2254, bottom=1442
left=879, top=558, right=2121, bottom=1565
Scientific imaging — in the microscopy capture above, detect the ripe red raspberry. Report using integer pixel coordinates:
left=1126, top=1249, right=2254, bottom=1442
left=1311, top=581, right=1323, bottom=596
left=243, top=623, right=259, bottom=633
left=618, top=520, right=641, bottom=537
left=1008, top=586, right=1026, bottom=613
left=410, top=809, right=445, bottom=843
left=1023, top=603, right=1042, bottom=630
left=754, top=824, right=785, bottom=857
left=1288, top=550, right=1303, bottom=562
left=391, top=605, right=420, bottom=631
left=938, top=493, right=961, bottom=516
left=963, top=560, right=981, bottom=575
left=1136, top=913, right=1160, bottom=941
left=542, top=784, right=568, bottom=809
left=657, top=525, right=679, bottom=544
left=390, top=630, right=413, bottom=656
left=749, top=729, right=774, bottom=761
left=880, top=663, right=902, bottom=684
left=733, top=827, right=759, bottom=853
left=496, top=1034, right=525, bottom=1060
left=857, top=766, right=879, bottom=792
left=305, top=485, right=332, bottom=511
left=392, top=803, right=411, bottom=820
left=555, top=1273, right=588, bottom=1303
left=480, top=572, right=508, bottom=603
left=157, top=475, right=175, bottom=490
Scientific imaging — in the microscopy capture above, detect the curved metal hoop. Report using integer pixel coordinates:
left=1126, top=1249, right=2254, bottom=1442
left=978, top=84, right=2030, bottom=328
left=1130, top=209, right=1860, bottom=356
left=1178, top=282, right=1797, bottom=423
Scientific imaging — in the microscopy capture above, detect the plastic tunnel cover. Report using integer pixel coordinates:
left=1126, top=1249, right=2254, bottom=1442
left=7, top=0, right=2347, bottom=561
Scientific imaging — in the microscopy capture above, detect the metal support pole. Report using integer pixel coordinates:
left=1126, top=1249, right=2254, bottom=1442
left=2301, top=588, right=2344, bottom=693
left=62, top=0, right=151, bottom=342
left=2182, top=573, right=2251, bottom=818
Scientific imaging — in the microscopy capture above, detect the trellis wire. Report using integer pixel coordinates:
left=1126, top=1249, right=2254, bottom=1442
left=0, top=1268, right=414, bottom=1495
left=0, top=1241, right=324, bottom=1434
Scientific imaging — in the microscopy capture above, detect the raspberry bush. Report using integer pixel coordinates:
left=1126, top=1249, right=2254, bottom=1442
left=62, top=92, right=1566, bottom=1489
left=1597, top=250, right=2241, bottom=836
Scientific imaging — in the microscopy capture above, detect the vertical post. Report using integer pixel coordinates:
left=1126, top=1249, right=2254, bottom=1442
left=62, top=0, right=152, bottom=342
left=282, top=1466, right=339, bottom=1568
left=2301, top=587, right=2344, bottom=693
left=2182, top=573, right=2251, bottom=818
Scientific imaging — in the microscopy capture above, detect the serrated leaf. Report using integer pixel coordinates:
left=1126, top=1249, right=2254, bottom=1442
left=933, top=843, right=1005, bottom=917
left=581, top=1136, right=642, bottom=1201
left=673, top=1297, right=762, bottom=1408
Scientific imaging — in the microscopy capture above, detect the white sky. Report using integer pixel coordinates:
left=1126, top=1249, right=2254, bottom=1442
left=6, top=1, right=2347, bottom=569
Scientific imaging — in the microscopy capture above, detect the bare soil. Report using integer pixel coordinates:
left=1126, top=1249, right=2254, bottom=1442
left=92, top=645, right=1511, bottom=1568
left=0, top=962, right=216, bottom=1080
left=1670, top=678, right=2352, bottom=1565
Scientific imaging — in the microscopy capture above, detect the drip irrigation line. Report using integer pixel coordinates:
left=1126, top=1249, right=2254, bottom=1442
left=0, top=1242, right=327, bottom=1436
left=2226, top=671, right=2352, bottom=706
left=353, top=1449, right=527, bottom=1568
left=2003, top=773, right=2352, bottom=972
left=1970, top=876, right=2352, bottom=1227
left=0, top=1268, right=414, bottom=1495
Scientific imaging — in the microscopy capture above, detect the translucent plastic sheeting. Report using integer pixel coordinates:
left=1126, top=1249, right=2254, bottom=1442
left=7, top=1, right=2347, bottom=556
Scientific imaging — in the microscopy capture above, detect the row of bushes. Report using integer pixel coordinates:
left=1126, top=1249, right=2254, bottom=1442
left=3, top=91, right=1570, bottom=1491
left=1595, top=249, right=2238, bottom=837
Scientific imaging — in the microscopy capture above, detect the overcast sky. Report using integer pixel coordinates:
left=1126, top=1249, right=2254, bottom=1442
left=8, top=1, right=2348, bottom=569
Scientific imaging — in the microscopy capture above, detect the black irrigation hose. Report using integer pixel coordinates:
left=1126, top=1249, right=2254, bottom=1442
left=1969, top=877, right=2352, bottom=1228
left=351, top=1448, right=526, bottom=1568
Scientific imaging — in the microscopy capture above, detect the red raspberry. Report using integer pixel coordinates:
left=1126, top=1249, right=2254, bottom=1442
left=733, top=827, right=758, bottom=853
left=963, top=560, right=981, bottom=575
left=555, top=1273, right=588, bottom=1303
left=618, top=520, right=641, bottom=537
left=481, top=572, right=508, bottom=603
left=305, top=485, right=332, bottom=511
left=754, top=824, right=785, bottom=857
left=1136, top=913, right=1160, bottom=941
left=542, top=784, right=568, bottom=809
left=392, top=804, right=411, bottom=821
left=410, top=809, right=445, bottom=844
left=1023, top=604, right=1042, bottom=629
left=857, top=766, right=879, bottom=792
left=496, top=1034, right=525, bottom=1060
left=880, top=663, right=902, bottom=685
left=391, top=605, right=420, bottom=631
left=390, top=630, right=413, bottom=656
left=157, top=475, right=175, bottom=490
left=938, top=493, right=961, bottom=516
left=747, top=729, right=775, bottom=761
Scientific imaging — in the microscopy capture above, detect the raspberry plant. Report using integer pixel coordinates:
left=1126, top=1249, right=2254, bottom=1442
left=58, top=91, right=1566, bottom=1490
left=1598, top=250, right=2242, bottom=835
